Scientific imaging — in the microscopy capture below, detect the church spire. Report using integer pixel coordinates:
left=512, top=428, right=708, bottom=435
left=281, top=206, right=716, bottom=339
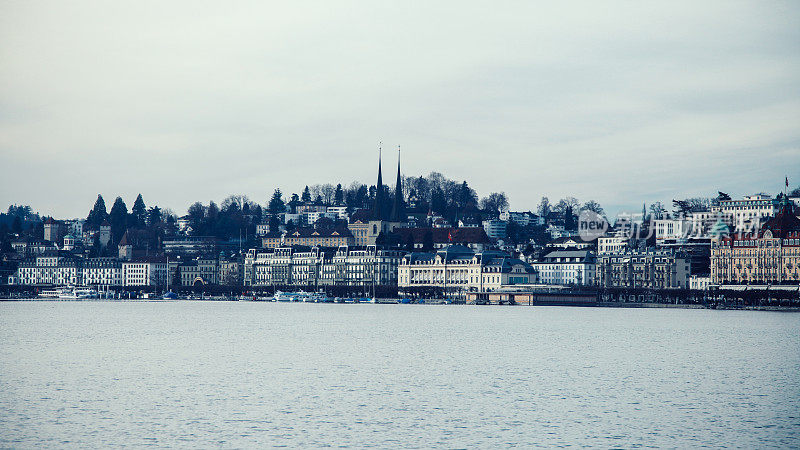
left=371, top=142, right=386, bottom=220
left=390, top=145, right=406, bottom=222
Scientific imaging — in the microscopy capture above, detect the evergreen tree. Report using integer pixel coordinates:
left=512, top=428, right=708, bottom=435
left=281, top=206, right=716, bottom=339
left=147, top=206, right=162, bottom=225
left=431, top=187, right=447, bottom=214
left=109, top=197, right=128, bottom=243
left=301, top=186, right=311, bottom=202
left=131, top=194, right=147, bottom=227
left=86, top=194, right=108, bottom=227
left=268, top=189, right=286, bottom=214
left=12, top=216, right=22, bottom=234
left=268, top=215, right=280, bottom=232
left=334, top=184, right=344, bottom=205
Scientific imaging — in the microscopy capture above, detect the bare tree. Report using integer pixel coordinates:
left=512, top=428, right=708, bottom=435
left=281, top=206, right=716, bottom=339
left=581, top=200, right=605, bottom=216
left=320, top=184, right=335, bottom=205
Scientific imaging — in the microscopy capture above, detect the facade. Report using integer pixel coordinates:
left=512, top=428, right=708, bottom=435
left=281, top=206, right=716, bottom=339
left=710, top=198, right=800, bottom=285
left=394, top=227, right=491, bottom=252
left=218, top=258, right=243, bottom=286
left=43, top=218, right=66, bottom=243
left=255, top=224, right=271, bottom=236
left=15, top=254, right=83, bottom=286
left=245, top=245, right=403, bottom=289
left=482, top=219, right=508, bottom=240
left=122, top=257, right=168, bottom=287
left=16, top=255, right=66, bottom=285
left=262, top=231, right=283, bottom=249
left=689, top=275, right=711, bottom=291
left=499, top=211, right=542, bottom=227
left=547, top=236, right=594, bottom=250
left=713, top=194, right=780, bottom=231
left=398, top=246, right=536, bottom=293
left=178, top=257, right=218, bottom=286
left=283, top=228, right=354, bottom=248
left=82, top=257, right=123, bottom=286
left=595, top=249, right=690, bottom=289
left=531, top=250, right=596, bottom=286
left=163, top=236, right=217, bottom=255
left=597, top=236, right=629, bottom=254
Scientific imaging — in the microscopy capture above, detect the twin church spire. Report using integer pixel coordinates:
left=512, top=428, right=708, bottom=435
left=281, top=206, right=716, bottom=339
left=371, top=143, right=405, bottom=222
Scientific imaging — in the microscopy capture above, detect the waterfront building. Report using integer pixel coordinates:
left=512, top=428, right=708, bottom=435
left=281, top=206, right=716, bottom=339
left=531, top=250, right=596, bottom=286
left=15, top=254, right=82, bottom=286
left=595, top=248, right=690, bottom=289
left=690, top=275, right=711, bottom=291
left=218, top=256, right=243, bottom=286
left=82, top=257, right=123, bottom=286
left=397, top=245, right=536, bottom=293
left=710, top=197, right=800, bottom=285
left=122, top=257, right=168, bottom=287
left=244, top=245, right=403, bottom=289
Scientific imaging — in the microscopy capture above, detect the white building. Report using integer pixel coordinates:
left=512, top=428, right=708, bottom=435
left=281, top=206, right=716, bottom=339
left=499, top=211, right=543, bottom=227
left=398, top=246, right=536, bottom=293
left=597, top=236, right=628, bottom=254
left=82, top=258, right=123, bottom=286
left=326, top=206, right=348, bottom=220
left=482, top=219, right=507, bottom=240
left=689, top=275, right=711, bottom=291
left=713, top=194, right=780, bottom=232
left=245, top=245, right=403, bottom=288
left=255, top=224, right=271, bottom=236
left=531, top=250, right=596, bottom=286
left=15, top=255, right=82, bottom=286
left=122, top=258, right=168, bottom=287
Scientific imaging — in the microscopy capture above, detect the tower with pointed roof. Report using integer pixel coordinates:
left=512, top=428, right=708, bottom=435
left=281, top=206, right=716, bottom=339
left=371, top=145, right=387, bottom=221
left=390, top=146, right=406, bottom=222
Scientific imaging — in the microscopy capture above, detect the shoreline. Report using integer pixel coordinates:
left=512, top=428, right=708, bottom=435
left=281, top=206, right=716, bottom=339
left=2, top=297, right=800, bottom=312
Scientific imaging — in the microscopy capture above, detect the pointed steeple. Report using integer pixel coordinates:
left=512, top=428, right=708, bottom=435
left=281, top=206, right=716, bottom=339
left=371, top=143, right=387, bottom=220
left=390, top=145, right=406, bottom=222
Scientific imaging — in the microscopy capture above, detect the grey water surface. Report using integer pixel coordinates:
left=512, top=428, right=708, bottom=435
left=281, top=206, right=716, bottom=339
left=1, top=302, right=798, bottom=448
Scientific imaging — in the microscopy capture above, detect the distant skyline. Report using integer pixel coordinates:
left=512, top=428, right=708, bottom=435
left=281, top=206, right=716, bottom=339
left=1, top=1, right=799, bottom=219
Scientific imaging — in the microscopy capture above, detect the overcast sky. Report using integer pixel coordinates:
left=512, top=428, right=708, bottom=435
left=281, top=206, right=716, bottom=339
left=1, top=1, right=799, bottom=218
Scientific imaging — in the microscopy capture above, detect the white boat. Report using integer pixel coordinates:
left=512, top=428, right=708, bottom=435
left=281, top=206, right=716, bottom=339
left=39, top=287, right=65, bottom=298
left=57, top=286, right=99, bottom=299
left=308, top=292, right=331, bottom=303
left=274, top=291, right=294, bottom=302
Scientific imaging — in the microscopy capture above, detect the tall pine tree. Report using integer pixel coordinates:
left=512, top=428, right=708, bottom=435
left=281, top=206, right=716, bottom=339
left=109, top=197, right=128, bottom=244
left=131, top=194, right=147, bottom=227
left=86, top=194, right=108, bottom=227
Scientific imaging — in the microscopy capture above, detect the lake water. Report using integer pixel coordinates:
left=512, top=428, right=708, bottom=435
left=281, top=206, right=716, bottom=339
left=1, top=302, right=798, bottom=448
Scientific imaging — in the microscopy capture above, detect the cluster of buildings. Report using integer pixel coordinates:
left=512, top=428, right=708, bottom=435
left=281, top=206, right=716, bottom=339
left=10, top=230, right=244, bottom=289
left=4, top=147, right=799, bottom=294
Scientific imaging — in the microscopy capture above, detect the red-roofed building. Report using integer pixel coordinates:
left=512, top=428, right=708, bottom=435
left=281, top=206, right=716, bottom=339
left=711, top=196, right=800, bottom=285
